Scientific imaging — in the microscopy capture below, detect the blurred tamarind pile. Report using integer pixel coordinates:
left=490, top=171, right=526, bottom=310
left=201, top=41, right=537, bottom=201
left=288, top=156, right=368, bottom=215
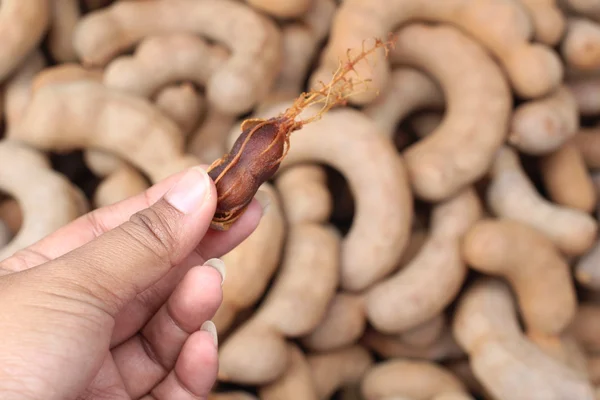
left=5, top=0, right=600, bottom=399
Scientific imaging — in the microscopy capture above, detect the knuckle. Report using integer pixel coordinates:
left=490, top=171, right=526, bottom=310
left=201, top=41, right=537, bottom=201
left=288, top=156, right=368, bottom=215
left=76, top=384, right=126, bottom=400
left=2, top=248, right=48, bottom=271
left=135, top=284, right=167, bottom=316
left=126, top=206, right=179, bottom=265
left=83, top=209, right=112, bottom=238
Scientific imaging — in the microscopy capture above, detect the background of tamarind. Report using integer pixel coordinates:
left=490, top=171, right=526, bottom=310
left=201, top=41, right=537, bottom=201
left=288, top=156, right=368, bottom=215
left=5, top=0, right=600, bottom=399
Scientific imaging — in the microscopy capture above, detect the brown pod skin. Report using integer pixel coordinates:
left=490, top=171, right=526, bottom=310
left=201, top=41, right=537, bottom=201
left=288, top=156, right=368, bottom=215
left=207, top=118, right=292, bottom=230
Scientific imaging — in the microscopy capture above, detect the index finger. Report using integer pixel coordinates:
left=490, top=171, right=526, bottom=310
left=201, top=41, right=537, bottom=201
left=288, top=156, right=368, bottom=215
left=8, top=166, right=260, bottom=263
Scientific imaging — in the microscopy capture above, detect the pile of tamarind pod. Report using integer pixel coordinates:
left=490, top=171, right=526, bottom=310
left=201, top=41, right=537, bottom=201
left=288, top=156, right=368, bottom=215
left=8, top=0, right=600, bottom=399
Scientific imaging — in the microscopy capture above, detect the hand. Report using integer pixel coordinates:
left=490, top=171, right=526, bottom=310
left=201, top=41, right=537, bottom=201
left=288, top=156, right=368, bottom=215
left=0, top=166, right=263, bottom=400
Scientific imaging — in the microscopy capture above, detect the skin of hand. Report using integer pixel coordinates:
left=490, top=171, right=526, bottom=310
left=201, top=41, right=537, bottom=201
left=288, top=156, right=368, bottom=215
left=0, top=165, right=264, bottom=400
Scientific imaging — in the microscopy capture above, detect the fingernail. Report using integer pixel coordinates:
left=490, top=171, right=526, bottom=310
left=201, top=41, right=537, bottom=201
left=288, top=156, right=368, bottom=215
left=254, top=189, right=270, bottom=215
left=164, top=167, right=211, bottom=214
left=204, top=258, right=226, bottom=285
left=201, top=320, right=218, bottom=347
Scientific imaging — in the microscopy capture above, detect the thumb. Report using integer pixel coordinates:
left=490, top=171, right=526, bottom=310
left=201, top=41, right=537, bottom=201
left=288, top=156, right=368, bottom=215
left=34, top=166, right=217, bottom=316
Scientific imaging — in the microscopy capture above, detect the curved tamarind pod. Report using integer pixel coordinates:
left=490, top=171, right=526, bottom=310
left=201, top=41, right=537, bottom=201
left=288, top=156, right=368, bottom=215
left=103, top=33, right=228, bottom=99
left=519, top=0, right=566, bottom=46
left=0, top=1, right=50, bottom=81
left=218, top=223, right=340, bottom=384
left=365, top=187, right=481, bottom=333
left=0, top=140, right=88, bottom=261
left=311, top=0, right=562, bottom=103
left=508, top=85, right=579, bottom=155
left=487, top=146, right=597, bottom=256
left=453, top=278, right=595, bottom=400
left=361, top=359, right=467, bottom=400
left=8, top=81, right=198, bottom=183
left=463, top=219, right=577, bottom=336
left=392, top=23, right=511, bottom=201
left=74, top=0, right=282, bottom=114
